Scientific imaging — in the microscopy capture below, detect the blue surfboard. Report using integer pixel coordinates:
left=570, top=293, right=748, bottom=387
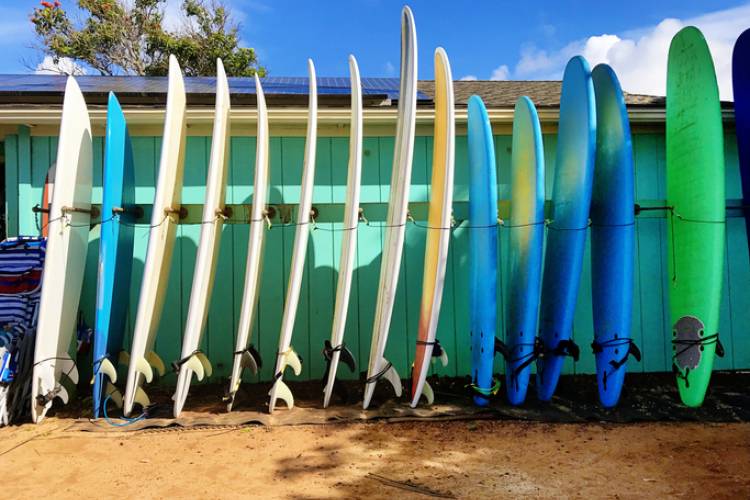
left=590, top=64, right=639, bottom=408
left=468, top=95, right=498, bottom=406
left=502, top=96, right=545, bottom=405
left=734, top=28, right=750, bottom=257
left=536, top=56, right=596, bottom=401
left=92, top=92, right=135, bottom=418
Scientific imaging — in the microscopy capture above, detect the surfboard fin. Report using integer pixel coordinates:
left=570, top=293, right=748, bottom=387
left=240, top=345, right=262, bottom=375
left=135, top=356, right=154, bottom=384
left=431, top=340, right=449, bottom=367
left=134, top=386, right=150, bottom=409
left=56, top=384, right=69, bottom=405
left=100, top=357, right=117, bottom=384
left=146, top=351, right=166, bottom=377
left=106, top=382, right=123, bottom=409
left=494, top=337, right=511, bottom=360
left=269, top=378, right=294, bottom=410
left=552, top=339, right=580, bottom=361
left=421, top=380, right=435, bottom=405
left=279, top=348, right=302, bottom=376
left=118, top=350, right=130, bottom=366
left=381, top=359, right=402, bottom=397
left=181, top=352, right=213, bottom=381
left=59, top=355, right=79, bottom=384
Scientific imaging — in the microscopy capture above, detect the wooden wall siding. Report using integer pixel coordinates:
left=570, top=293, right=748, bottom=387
left=3, top=131, right=747, bottom=386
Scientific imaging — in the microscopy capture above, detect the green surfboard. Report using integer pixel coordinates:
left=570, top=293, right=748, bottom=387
left=666, top=26, right=725, bottom=407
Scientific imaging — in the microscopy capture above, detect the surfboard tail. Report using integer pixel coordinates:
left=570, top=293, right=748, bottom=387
left=363, top=358, right=402, bottom=409
left=322, top=341, right=356, bottom=408
left=224, top=345, right=262, bottom=411
left=410, top=339, right=448, bottom=407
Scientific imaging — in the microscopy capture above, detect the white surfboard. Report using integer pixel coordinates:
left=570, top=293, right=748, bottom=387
left=172, top=59, right=230, bottom=417
left=123, top=55, right=187, bottom=416
left=322, top=55, right=363, bottom=408
left=225, top=75, right=269, bottom=411
left=268, top=60, right=318, bottom=413
left=31, top=77, right=92, bottom=423
left=410, top=47, right=455, bottom=407
left=362, top=6, right=418, bottom=409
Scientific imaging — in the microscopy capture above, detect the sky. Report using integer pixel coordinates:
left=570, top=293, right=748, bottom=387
left=5, top=0, right=750, bottom=99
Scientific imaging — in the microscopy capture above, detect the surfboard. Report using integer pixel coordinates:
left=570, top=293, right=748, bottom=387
left=501, top=96, right=545, bottom=406
left=467, top=95, right=498, bottom=407
left=172, top=59, right=231, bottom=417
left=31, top=77, right=92, bottom=423
left=667, top=26, right=725, bottom=407
left=123, top=55, right=187, bottom=416
left=733, top=29, right=750, bottom=258
left=91, top=92, right=136, bottom=418
left=322, top=55, right=362, bottom=408
left=268, top=60, right=318, bottom=413
left=410, top=47, right=454, bottom=408
left=362, top=5, right=417, bottom=410
left=590, top=64, right=638, bottom=408
left=225, top=74, right=269, bottom=411
left=536, top=56, right=596, bottom=402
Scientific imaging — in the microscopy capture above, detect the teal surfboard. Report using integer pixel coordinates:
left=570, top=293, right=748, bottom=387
left=500, top=96, right=545, bottom=405
left=468, top=95, right=498, bottom=406
left=92, top=93, right=136, bottom=418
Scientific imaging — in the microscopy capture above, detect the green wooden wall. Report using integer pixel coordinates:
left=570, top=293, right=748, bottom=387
left=4, top=129, right=748, bottom=386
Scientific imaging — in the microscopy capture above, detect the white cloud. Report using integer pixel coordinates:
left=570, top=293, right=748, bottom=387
left=460, top=75, right=478, bottom=81
left=384, top=61, right=396, bottom=76
left=490, top=64, right=510, bottom=81
left=35, top=56, right=86, bottom=76
left=510, top=3, right=750, bottom=99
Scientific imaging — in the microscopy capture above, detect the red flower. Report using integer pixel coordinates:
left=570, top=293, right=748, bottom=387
left=40, top=1, right=53, bottom=8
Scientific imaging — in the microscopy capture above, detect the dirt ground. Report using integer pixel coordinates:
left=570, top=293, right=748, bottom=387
left=1, top=419, right=748, bottom=499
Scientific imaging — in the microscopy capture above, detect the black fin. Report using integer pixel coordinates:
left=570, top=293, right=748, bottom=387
left=494, top=337, right=510, bottom=360
left=629, top=342, right=642, bottom=362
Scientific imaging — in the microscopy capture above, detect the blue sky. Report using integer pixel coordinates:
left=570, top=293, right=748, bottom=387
left=4, top=1, right=750, bottom=97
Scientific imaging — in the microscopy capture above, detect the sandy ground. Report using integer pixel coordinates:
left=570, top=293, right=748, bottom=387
left=1, top=420, right=748, bottom=499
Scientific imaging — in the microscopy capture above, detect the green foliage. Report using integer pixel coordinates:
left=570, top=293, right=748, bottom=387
left=31, top=0, right=266, bottom=77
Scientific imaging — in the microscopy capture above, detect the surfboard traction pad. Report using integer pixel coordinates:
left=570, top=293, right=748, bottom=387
left=58, top=372, right=750, bottom=432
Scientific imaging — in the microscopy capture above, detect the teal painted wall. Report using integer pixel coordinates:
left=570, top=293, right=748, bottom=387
left=4, top=130, right=748, bottom=386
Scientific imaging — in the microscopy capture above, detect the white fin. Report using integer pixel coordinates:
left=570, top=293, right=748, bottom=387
left=196, top=352, right=212, bottom=378
left=422, top=380, right=435, bottom=405
left=59, top=355, right=79, bottom=384
left=134, top=386, right=150, bottom=408
left=435, top=349, right=449, bottom=367
left=135, top=357, right=154, bottom=384
left=270, top=379, right=294, bottom=411
left=183, top=357, right=204, bottom=381
left=56, top=384, right=69, bottom=405
left=146, top=351, right=166, bottom=376
left=106, top=383, right=123, bottom=409
left=382, top=360, right=402, bottom=397
left=240, top=351, right=258, bottom=375
left=280, top=348, right=302, bottom=376
left=118, top=351, right=130, bottom=366
left=100, top=358, right=118, bottom=384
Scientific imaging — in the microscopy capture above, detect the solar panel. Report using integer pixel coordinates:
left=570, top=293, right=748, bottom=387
left=0, top=74, right=431, bottom=101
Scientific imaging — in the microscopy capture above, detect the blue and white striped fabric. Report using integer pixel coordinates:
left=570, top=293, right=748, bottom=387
left=0, top=237, right=45, bottom=348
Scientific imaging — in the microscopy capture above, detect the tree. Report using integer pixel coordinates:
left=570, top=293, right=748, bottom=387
left=31, top=0, right=266, bottom=77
